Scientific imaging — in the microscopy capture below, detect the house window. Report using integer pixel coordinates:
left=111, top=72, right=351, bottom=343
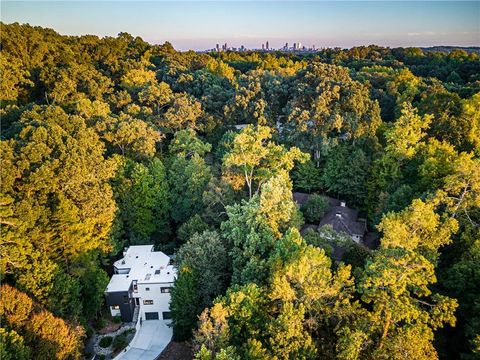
left=123, top=296, right=129, bottom=304
left=161, top=287, right=171, bottom=293
left=146, top=287, right=150, bottom=291
left=143, top=300, right=154, bottom=305
left=133, top=281, right=138, bottom=292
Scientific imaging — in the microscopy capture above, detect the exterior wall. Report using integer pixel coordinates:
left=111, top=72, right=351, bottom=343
left=136, top=282, right=173, bottom=321
left=105, top=287, right=135, bottom=322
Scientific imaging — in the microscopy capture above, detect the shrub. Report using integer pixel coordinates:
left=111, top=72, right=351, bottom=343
left=112, top=334, right=128, bottom=352
left=93, top=318, right=106, bottom=331
left=342, top=243, right=371, bottom=269
left=302, top=228, right=334, bottom=258
left=177, top=214, right=209, bottom=244
left=301, top=194, right=329, bottom=223
left=98, top=336, right=113, bottom=348
left=85, top=325, right=94, bottom=338
left=112, top=315, right=122, bottom=324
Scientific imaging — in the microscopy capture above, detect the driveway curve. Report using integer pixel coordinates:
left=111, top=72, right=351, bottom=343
left=114, top=320, right=172, bottom=360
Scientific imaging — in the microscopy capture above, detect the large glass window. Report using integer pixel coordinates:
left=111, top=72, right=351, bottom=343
left=143, top=300, right=154, bottom=305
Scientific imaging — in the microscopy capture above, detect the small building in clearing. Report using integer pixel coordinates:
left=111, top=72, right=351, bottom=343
left=105, top=245, right=176, bottom=322
left=318, top=200, right=367, bottom=243
left=293, top=192, right=368, bottom=244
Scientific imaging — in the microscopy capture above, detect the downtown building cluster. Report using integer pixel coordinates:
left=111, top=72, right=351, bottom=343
left=208, top=41, right=321, bottom=53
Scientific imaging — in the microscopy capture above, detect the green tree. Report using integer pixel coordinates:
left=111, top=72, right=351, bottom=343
left=114, top=158, right=170, bottom=245
left=162, top=93, right=204, bottom=131
left=0, top=106, right=117, bottom=314
left=222, top=124, right=308, bottom=199
left=77, top=260, right=110, bottom=319
left=301, top=194, right=329, bottom=223
left=0, top=328, right=30, bottom=360
left=94, top=113, right=162, bottom=158
left=138, top=81, right=173, bottom=115
left=321, top=144, right=370, bottom=206
left=172, top=230, right=230, bottom=340
left=0, top=284, right=84, bottom=360
left=291, top=159, right=323, bottom=193
left=171, top=266, right=199, bottom=341
left=169, top=128, right=212, bottom=158
left=177, top=214, right=210, bottom=244
left=221, top=172, right=299, bottom=284
left=168, top=154, right=212, bottom=224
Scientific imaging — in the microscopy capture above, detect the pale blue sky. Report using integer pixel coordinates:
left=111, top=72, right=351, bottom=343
left=1, top=1, right=479, bottom=50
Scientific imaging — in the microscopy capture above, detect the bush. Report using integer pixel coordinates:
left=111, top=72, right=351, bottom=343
left=85, top=325, right=94, bottom=338
left=302, top=229, right=334, bottom=258
left=342, top=243, right=371, bottom=269
left=301, top=194, right=329, bottom=223
left=98, top=336, right=113, bottom=348
left=177, top=214, right=209, bottom=244
left=112, top=315, right=122, bottom=324
left=93, top=318, right=106, bottom=331
left=112, top=333, right=128, bottom=352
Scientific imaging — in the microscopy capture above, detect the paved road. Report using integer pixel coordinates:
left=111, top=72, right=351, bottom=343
left=115, top=320, right=172, bottom=360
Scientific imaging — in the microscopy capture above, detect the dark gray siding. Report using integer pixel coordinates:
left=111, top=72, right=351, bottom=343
left=105, top=288, right=135, bottom=322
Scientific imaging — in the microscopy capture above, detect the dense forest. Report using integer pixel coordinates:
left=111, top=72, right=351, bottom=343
left=0, top=22, right=479, bottom=360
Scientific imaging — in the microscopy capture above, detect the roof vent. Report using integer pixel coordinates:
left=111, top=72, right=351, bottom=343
left=122, top=260, right=125, bottom=265
left=340, top=201, right=346, bottom=207
left=150, top=266, right=153, bottom=268
left=155, top=270, right=160, bottom=275
left=335, top=212, right=342, bottom=218
left=135, top=256, right=139, bottom=258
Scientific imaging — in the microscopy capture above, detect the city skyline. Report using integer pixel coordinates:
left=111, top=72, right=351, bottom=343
left=1, top=1, right=479, bottom=50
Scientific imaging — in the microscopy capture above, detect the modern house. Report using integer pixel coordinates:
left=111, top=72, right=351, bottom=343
left=105, top=245, right=176, bottom=322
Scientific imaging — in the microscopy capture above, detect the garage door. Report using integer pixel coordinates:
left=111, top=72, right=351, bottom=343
left=145, top=312, right=159, bottom=320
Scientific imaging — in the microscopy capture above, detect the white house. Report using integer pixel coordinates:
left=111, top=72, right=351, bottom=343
left=105, top=245, right=176, bottom=322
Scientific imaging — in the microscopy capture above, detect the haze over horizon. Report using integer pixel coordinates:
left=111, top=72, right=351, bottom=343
left=1, top=1, right=479, bottom=50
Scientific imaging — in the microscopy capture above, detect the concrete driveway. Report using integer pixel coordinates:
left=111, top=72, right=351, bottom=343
left=114, top=320, right=172, bottom=360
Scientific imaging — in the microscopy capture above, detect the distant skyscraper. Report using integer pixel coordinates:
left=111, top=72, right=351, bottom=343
left=262, top=43, right=265, bottom=50
left=266, top=41, right=269, bottom=50
left=285, top=42, right=288, bottom=50
left=216, top=44, right=220, bottom=52
left=293, top=42, right=297, bottom=51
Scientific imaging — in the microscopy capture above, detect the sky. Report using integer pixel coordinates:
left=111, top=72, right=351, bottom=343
left=1, top=1, right=479, bottom=50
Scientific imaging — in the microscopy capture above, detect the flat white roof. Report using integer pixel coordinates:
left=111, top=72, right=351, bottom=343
left=106, top=246, right=176, bottom=293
